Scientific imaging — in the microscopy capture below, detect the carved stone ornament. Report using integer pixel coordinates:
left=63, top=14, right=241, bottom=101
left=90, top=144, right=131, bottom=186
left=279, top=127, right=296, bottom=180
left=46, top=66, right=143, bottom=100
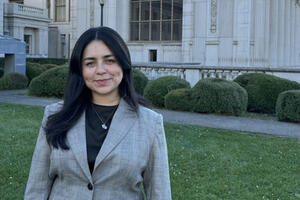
left=210, top=0, right=217, bottom=33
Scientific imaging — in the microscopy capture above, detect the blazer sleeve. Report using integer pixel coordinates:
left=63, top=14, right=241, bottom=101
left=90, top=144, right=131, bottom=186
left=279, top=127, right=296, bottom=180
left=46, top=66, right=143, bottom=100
left=24, top=105, right=55, bottom=200
left=143, top=114, right=172, bottom=200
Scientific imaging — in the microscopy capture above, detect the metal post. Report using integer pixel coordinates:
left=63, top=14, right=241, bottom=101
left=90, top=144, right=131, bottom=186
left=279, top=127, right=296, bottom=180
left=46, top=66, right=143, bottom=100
left=100, top=4, right=104, bottom=26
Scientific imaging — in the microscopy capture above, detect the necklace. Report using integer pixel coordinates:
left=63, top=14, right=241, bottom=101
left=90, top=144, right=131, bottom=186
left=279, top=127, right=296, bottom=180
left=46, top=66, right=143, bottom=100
left=91, top=104, right=118, bottom=130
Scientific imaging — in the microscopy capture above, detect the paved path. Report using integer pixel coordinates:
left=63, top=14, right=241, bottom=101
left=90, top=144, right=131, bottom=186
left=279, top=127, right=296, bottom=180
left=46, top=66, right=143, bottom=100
left=1, top=89, right=300, bottom=138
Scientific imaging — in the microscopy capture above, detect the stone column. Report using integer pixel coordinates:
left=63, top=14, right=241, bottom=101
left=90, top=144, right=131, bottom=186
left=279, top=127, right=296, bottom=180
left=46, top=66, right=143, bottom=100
left=105, top=0, right=117, bottom=29
left=0, top=0, right=3, bottom=35
left=291, top=0, right=296, bottom=66
left=232, top=0, right=252, bottom=67
left=284, top=0, right=291, bottom=66
left=117, top=0, right=129, bottom=41
left=182, top=0, right=194, bottom=62
left=277, top=0, right=285, bottom=67
left=205, top=0, right=219, bottom=66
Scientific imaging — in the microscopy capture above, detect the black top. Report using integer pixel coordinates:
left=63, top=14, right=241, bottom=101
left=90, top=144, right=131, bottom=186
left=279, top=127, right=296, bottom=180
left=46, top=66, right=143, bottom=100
left=85, top=102, right=118, bottom=174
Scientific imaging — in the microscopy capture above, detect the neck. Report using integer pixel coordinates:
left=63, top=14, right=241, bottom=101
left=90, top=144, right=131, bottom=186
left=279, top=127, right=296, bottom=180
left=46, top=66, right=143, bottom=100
left=92, top=93, right=121, bottom=106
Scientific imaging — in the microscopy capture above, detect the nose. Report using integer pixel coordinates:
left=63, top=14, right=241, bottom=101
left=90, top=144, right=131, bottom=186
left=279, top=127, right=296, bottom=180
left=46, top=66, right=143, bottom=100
left=95, top=60, right=106, bottom=74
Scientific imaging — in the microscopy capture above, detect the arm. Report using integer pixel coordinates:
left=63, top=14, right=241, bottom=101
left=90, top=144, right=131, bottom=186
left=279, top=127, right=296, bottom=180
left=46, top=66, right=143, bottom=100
left=24, top=105, right=55, bottom=200
left=143, top=115, right=172, bottom=200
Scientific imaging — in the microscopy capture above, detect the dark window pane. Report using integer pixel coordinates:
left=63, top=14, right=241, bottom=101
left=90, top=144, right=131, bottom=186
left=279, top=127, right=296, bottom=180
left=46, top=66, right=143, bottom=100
left=162, top=0, right=171, bottom=20
left=141, top=22, right=149, bottom=40
left=173, top=20, right=182, bottom=40
left=151, top=1, right=160, bottom=20
left=173, top=0, right=183, bottom=20
left=162, top=21, right=171, bottom=40
left=151, top=22, right=160, bottom=40
left=130, top=22, right=139, bottom=40
left=141, top=2, right=150, bottom=21
left=131, top=2, right=139, bottom=21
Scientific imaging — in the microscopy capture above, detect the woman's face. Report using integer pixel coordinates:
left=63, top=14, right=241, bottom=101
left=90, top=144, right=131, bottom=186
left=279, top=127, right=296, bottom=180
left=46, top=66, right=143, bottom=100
left=82, top=40, right=123, bottom=104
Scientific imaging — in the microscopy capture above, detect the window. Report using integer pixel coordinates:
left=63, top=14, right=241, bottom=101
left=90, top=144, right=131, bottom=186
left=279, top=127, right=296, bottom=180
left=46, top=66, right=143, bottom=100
left=55, top=0, right=66, bottom=22
left=149, top=50, right=157, bottom=62
left=9, top=0, right=24, bottom=4
left=130, top=0, right=182, bottom=41
left=24, top=35, right=32, bottom=54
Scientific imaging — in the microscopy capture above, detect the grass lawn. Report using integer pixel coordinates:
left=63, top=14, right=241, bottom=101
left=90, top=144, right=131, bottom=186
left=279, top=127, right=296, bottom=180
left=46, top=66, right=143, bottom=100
left=1, top=103, right=300, bottom=199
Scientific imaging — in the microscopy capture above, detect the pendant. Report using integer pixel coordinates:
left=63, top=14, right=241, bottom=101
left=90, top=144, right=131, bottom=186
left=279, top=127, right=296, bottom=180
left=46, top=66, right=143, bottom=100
left=102, top=124, right=107, bottom=130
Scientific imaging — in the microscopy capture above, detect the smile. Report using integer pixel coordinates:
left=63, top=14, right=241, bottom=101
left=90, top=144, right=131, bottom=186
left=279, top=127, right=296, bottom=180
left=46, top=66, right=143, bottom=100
left=94, top=78, right=111, bottom=86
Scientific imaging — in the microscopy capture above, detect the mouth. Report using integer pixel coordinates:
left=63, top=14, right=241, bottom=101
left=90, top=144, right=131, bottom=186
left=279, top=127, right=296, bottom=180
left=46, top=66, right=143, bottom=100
left=94, top=78, right=111, bottom=86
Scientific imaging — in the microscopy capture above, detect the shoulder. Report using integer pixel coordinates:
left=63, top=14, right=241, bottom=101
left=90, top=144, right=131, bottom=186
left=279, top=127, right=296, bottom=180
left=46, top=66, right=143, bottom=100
left=44, top=101, right=64, bottom=115
left=138, top=105, right=163, bottom=126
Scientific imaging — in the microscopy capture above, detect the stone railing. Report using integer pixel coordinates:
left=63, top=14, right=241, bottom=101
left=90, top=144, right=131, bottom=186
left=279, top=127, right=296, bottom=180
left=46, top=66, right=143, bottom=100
left=132, top=62, right=300, bottom=86
left=4, top=3, right=48, bottom=19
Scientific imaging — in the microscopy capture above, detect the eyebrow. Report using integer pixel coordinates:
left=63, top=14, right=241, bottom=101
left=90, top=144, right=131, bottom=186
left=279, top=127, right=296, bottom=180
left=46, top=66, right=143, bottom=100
left=82, top=54, right=115, bottom=62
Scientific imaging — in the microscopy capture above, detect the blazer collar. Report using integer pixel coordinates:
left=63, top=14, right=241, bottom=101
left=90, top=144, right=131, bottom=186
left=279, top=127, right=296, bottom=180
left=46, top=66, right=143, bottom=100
left=67, top=98, right=137, bottom=181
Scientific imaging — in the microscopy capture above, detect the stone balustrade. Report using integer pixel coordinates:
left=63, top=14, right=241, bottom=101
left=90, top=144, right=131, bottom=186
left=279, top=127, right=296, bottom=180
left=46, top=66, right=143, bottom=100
left=4, top=3, right=48, bottom=19
left=132, top=62, right=300, bottom=86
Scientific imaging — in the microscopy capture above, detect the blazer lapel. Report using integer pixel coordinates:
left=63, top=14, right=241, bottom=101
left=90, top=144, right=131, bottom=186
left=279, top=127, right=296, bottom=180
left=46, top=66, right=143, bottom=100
left=93, top=98, right=137, bottom=171
left=67, top=110, right=93, bottom=182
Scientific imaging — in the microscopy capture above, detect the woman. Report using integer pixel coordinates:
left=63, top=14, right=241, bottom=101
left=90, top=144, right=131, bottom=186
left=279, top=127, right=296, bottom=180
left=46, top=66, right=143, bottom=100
left=25, top=26, right=171, bottom=200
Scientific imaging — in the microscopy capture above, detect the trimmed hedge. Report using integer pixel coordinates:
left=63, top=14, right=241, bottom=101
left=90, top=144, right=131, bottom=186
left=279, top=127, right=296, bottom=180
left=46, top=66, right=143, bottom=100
left=234, top=73, right=300, bottom=113
left=0, top=73, right=28, bottom=90
left=26, top=62, right=47, bottom=82
left=165, top=88, right=194, bottom=111
left=133, top=69, right=148, bottom=95
left=0, top=68, right=3, bottom=78
left=42, top=63, right=59, bottom=70
left=27, top=58, right=68, bottom=65
left=144, top=76, right=190, bottom=107
left=29, top=66, right=68, bottom=98
left=191, top=78, right=248, bottom=116
left=276, top=90, right=300, bottom=122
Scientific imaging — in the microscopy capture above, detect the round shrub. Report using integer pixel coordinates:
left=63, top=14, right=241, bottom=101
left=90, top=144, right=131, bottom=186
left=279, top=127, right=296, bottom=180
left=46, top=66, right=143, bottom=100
left=26, top=62, right=47, bottom=82
left=276, top=90, right=300, bottom=123
left=191, top=78, right=248, bottom=116
left=234, top=73, right=300, bottom=114
left=144, top=76, right=190, bottom=107
left=29, top=66, right=68, bottom=98
left=133, top=69, right=148, bottom=95
left=0, top=68, right=3, bottom=78
left=42, top=63, right=59, bottom=70
left=0, top=72, right=28, bottom=90
left=165, top=88, right=194, bottom=111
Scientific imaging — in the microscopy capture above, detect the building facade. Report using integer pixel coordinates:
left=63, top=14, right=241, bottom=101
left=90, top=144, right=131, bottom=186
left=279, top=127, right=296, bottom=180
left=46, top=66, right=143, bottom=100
left=47, top=0, right=300, bottom=68
left=2, top=0, right=50, bottom=57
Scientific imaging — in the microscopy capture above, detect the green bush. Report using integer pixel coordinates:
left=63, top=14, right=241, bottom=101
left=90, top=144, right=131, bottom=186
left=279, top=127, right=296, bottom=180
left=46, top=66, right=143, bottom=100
left=144, top=76, right=190, bottom=107
left=191, top=78, right=248, bottom=116
left=42, top=63, right=59, bottom=70
left=26, top=62, right=47, bottom=82
left=0, top=73, right=28, bottom=90
left=0, top=68, right=3, bottom=78
left=133, top=69, right=148, bottom=95
left=276, top=90, right=300, bottom=123
left=29, top=66, right=68, bottom=98
left=234, top=73, right=300, bottom=114
left=27, top=58, right=68, bottom=65
left=165, top=88, right=194, bottom=111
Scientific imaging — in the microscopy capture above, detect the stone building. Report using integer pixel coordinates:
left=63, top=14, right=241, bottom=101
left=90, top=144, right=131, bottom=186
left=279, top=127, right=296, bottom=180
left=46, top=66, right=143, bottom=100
left=39, top=0, right=300, bottom=68
left=2, top=0, right=49, bottom=57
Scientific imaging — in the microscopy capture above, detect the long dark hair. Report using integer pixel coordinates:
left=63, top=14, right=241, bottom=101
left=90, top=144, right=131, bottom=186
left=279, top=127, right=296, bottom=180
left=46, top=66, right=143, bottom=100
left=45, top=26, right=147, bottom=149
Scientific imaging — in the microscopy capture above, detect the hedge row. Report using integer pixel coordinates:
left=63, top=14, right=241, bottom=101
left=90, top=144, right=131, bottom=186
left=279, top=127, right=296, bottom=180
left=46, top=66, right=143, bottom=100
left=276, top=90, right=300, bottom=122
left=0, top=73, right=28, bottom=90
left=29, top=66, right=68, bottom=98
left=234, top=73, right=300, bottom=114
left=144, top=76, right=191, bottom=107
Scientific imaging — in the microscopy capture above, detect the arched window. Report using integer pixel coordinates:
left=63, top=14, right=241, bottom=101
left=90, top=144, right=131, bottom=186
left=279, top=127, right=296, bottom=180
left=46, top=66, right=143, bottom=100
left=130, top=0, right=182, bottom=41
left=55, top=0, right=66, bottom=22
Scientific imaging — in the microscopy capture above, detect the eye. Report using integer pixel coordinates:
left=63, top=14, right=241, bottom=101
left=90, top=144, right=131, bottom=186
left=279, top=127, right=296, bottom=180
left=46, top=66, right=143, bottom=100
left=85, top=62, right=95, bottom=67
left=105, top=59, right=116, bottom=64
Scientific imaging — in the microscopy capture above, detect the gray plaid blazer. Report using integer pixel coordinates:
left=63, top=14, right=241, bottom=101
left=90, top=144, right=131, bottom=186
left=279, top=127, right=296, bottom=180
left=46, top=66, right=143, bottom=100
left=24, top=99, right=171, bottom=200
